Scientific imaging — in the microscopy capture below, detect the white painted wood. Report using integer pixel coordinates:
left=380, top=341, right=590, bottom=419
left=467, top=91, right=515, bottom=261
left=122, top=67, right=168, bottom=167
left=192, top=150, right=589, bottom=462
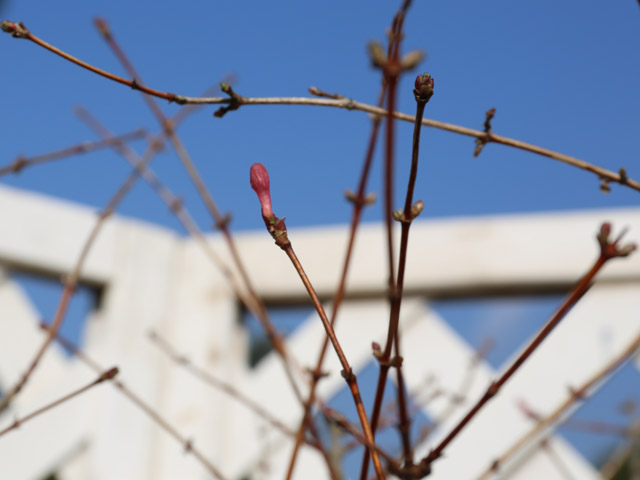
left=0, top=185, right=637, bottom=480
left=0, top=271, right=95, bottom=480
left=227, top=208, right=640, bottom=299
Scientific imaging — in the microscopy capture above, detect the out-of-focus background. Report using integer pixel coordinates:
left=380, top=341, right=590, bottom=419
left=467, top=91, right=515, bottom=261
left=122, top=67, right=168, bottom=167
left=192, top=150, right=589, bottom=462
left=0, top=1, right=639, bottom=479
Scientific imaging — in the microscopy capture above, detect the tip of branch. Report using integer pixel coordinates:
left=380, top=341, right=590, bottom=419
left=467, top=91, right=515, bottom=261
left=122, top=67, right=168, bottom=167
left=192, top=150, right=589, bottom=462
left=598, top=222, right=637, bottom=259
left=1, top=21, right=29, bottom=38
left=93, top=17, right=112, bottom=39
left=98, top=367, right=119, bottom=382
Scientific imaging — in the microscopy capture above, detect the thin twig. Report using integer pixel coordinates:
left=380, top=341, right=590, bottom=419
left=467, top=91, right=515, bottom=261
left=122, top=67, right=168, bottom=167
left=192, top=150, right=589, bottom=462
left=282, top=241, right=385, bottom=480
left=0, top=367, right=118, bottom=437
left=320, top=404, right=399, bottom=466
left=0, top=138, right=162, bottom=412
left=0, top=129, right=146, bottom=177
left=361, top=4, right=418, bottom=476
left=94, top=18, right=307, bottom=411
left=475, top=330, right=640, bottom=480
left=600, top=421, right=640, bottom=479
left=249, top=163, right=385, bottom=480
left=419, top=224, right=637, bottom=477
left=147, top=329, right=320, bottom=450
left=2, top=20, right=637, bottom=193
left=284, top=82, right=386, bottom=480
left=539, top=439, right=577, bottom=480
left=40, top=323, right=229, bottom=480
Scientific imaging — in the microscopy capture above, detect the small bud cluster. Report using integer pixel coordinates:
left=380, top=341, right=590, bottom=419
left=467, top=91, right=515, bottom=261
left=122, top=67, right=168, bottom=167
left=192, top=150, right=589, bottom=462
left=414, top=73, right=434, bottom=103
left=597, top=222, right=637, bottom=259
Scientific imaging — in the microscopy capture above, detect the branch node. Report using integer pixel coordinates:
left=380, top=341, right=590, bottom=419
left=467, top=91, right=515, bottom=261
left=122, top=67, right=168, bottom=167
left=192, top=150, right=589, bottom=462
left=307, top=367, right=330, bottom=382
left=169, top=196, right=183, bottom=213
left=597, top=222, right=637, bottom=259
left=308, top=86, right=344, bottom=99
left=473, top=107, right=496, bottom=157
left=184, top=438, right=194, bottom=453
left=98, top=366, right=119, bottom=382
left=487, top=380, right=499, bottom=397
left=619, top=167, right=628, bottom=185
left=600, top=178, right=611, bottom=194
left=393, top=200, right=423, bottom=223
left=568, top=386, right=586, bottom=401
left=172, top=94, right=188, bottom=105
left=213, top=82, right=243, bottom=118
left=340, top=368, right=354, bottom=382
left=215, top=213, right=232, bottom=230
left=12, top=156, right=27, bottom=173
left=345, top=189, right=376, bottom=207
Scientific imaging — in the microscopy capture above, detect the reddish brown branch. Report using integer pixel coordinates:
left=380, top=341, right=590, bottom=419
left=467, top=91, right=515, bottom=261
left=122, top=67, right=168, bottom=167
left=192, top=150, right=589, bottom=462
left=281, top=241, right=385, bottom=480
left=284, top=85, right=386, bottom=480
left=420, top=224, right=636, bottom=477
left=476, top=329, right=640, bottom=480
left=2, top=19, right=638, bottom=193
left=361, top=4, right=423, bottom=476
left=93, top=18, right=306, bottom=410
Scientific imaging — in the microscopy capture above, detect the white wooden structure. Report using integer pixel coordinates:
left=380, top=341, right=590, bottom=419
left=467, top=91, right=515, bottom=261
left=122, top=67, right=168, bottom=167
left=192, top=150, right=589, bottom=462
left=0, top=184, right=638, bottom=480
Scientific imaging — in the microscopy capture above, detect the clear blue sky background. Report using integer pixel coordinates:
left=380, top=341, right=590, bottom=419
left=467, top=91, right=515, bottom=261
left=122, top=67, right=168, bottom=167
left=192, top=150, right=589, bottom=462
left=1, top=0, right=639, bottom=476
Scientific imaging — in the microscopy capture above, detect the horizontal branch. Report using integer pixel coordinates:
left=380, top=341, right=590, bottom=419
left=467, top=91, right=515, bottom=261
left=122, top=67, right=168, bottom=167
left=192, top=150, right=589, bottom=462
left=0, top=129, right=147, bottom=177
left=1, top=19, right=637, bottom=193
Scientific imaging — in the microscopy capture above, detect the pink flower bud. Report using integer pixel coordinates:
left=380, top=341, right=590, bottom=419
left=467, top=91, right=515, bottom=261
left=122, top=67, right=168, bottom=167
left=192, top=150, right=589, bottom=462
left=250, top=163, right=274, bottom=220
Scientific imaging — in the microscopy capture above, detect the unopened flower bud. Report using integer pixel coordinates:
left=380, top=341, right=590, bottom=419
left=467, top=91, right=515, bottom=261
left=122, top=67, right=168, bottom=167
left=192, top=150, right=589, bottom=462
left=1, top=21, right=28, bottom=38
left=411, top=200, right=424, bottom=218
left=617, top=243, right=637, bottom=257
left=597, top=222, right=612, bottom=248
left=250, top=163, right=274, bottom=221
left=414, top=73, right=434, bottom=103
left=368, top=41, right=387, bottom=69
left=400, top=50, right=425, bottom=71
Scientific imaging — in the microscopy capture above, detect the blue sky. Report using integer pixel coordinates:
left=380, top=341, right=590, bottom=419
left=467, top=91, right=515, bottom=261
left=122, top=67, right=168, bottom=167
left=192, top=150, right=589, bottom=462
left=1, top=0, right=639, bottom=476
left=1, top=1, right=638, bottom=232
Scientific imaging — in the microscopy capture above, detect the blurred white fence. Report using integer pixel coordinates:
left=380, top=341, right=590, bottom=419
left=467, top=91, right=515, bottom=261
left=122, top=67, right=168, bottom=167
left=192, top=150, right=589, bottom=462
left=0, top=184, right=638, bottom=480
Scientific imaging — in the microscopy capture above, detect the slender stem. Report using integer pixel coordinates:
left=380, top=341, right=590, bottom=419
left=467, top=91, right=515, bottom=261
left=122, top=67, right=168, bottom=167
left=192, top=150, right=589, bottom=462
left=2, top=21, right=637, bottom=192
left=0, top=139, right=161, bottom=413
left=0, top=129, right=146, bottom=177
left=284, top=85, right=386, bottom=480
left=95, top=19, right=306, bottom=408
left=281, top=242, right=385, bottom=480
left=148, top=329, right=339, bottom=479
left=360, top=3, right=413, bottom=475
left=0, top=367, right=118, bottom=438
left=422, top=249, right=619, bottom=472
left=42, top=324, right=229, bottom=480
left=395, top=99, right=428, bottom=465
left=319, top=404, right=399, bottom=466
left=147, top=330, right=316, bottom=448
left=475, top=329, right=640, bottom=480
